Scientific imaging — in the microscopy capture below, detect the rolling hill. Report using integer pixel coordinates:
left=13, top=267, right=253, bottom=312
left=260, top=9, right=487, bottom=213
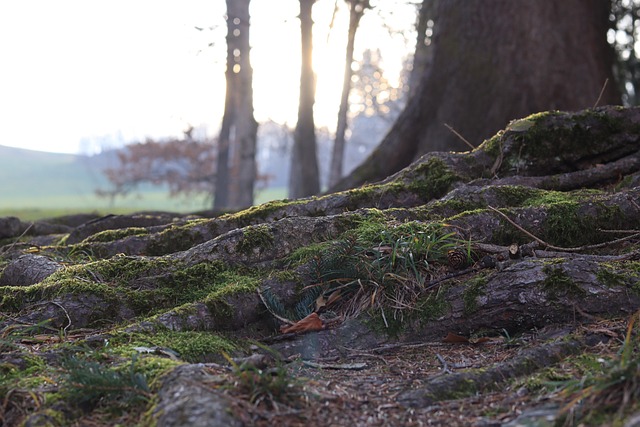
left=0, top=145, right=209, bottom=219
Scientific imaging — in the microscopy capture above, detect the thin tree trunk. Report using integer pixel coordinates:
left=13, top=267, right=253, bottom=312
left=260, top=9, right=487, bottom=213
left=290, top=0, right=320, bottom=198
left=328, top=0, right=369, bottom=188
left=227, top=0, right=258, bottom=209
left=213, top=74, right=234, bottom=210
left=215, top=0, right=258, bottom=210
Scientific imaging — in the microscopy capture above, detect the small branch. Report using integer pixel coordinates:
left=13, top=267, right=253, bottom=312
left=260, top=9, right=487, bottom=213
left=436, top=353, right=452, bottom=374
left=444, top=123, right=476, bottom=150
left=487, top=206, right=551, bottom=247
left=423, top=266, right=480, bottom=291
left=628, top=194, right=640, bottom=212
left=593, top=78, right=609, bottom=109
left=598, top=229, right=640, bottom=234
left=0, top=222, right=33, bottom=255
left=49, top=301, right=72, bottom=335
left=257, top=289, right=295, bottom=325
left=302, top=360, right=367, bottom=370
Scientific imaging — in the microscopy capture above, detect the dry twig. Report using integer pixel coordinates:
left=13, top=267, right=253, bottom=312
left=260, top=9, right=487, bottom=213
left=444, top=123, right=476, bottom=150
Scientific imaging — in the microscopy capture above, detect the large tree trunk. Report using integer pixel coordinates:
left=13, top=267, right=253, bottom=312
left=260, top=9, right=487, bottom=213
left=332, top=0, right=620, bottom=192
left=407, top=0, right=435, bottom=98
left=290, top=0, right=321, bottom=198
left=328, top=0, right=369, bottom=188
left=215, top=0, right=258, bottom=210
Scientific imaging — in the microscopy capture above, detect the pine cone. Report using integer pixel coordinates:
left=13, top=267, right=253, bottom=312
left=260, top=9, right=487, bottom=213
left=447, top=249, right=467, bottom=270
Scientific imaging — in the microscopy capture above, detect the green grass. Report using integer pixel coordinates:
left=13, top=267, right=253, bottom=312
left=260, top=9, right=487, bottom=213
left=0, top=144, right=288, bottom=221
left=1, top=188, right=288, bottom=221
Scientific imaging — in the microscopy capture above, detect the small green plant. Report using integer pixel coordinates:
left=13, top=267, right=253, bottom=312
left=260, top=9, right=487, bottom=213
left=556, top=312, right=640, bottom=424
left=305, top=222, right=472, bottom=317
left=60, top=354, right=150, bottom=412
left=222, top=351, right=299, bottom=408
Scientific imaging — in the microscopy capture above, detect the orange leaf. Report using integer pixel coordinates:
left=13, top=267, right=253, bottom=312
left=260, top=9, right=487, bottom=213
left=443, top=332, right=469, bottom=343
left=280, top=313, right=324, bottom=334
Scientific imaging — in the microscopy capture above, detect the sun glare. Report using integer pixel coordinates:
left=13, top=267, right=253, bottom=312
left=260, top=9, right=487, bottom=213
left=250, top=1, right=415, bottom=130
left=0, top=1, right=415, bottom=154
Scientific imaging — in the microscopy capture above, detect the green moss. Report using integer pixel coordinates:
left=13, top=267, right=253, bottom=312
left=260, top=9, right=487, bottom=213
left=517, top=109, right=624, bottom=162
left=147, top=219, right=210, bottom=255
left=115, top=330, right=236, bottom=363
left=523, top=188, right=604, bottom=207
left=219, top=199, right=295, bottom=223
left=490, top=186, right=544, bottom=207
left=0, top=253, right=260, bottom=321
left=367, top=308, right=406, bottom=338
left=541, top=201, right=621, bottom=247
left=285, top=242, right=332, bottom=266
left=478, top=131, right=505, bottom=160
left=237, top=224, right=274, bottom=256
left=417, top=285, right=451, bottom=322
left=0, top=353, right=48, bottom=388
left=463, top=274, right=488, bottom=314
left=597, top=263, right=640, bottom=295
left=268, top=269, right=301, bottom=283
left=481, top=189, right=621, bottom=248
left=82, top=227, right=149, bottom=243
left=149, top=330, right=237, bottom=363
left=542, top=264, right=583, bottom=298
left=406, top=157, right=458, bottom=200
left=615, top=174, right=635, bottom=191
left=204, top=271, right=261, bottom=300
left=0, top=276, right=121, bottom=315
left=134, top=356, right=183, bottom=387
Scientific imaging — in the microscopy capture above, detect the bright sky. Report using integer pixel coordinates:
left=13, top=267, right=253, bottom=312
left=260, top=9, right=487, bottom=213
left=0, top=0, right=415, bottom=154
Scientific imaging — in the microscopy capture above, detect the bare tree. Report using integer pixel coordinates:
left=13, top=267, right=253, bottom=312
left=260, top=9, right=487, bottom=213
left=327, top=0, right=371, bottom=188
left=290, top=0, right=321, bottom=199
left=215, top=0, right=258, bottom=209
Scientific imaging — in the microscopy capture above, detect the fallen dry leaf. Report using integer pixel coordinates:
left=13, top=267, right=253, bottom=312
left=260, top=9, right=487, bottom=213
left=280, top=312, right=324, bottom=334
left=443, top=332, right=470, bottom=343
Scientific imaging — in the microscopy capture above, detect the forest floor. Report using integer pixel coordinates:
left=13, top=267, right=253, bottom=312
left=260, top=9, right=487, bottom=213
left=216, top=319, right=628, bottom=427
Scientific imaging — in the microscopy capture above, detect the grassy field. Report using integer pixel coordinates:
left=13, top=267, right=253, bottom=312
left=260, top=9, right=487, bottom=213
left=0, top=145, right=287, bottom=221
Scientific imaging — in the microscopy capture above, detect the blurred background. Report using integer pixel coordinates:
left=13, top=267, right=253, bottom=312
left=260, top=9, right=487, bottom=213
left=1, top=0, right=639, bottom=219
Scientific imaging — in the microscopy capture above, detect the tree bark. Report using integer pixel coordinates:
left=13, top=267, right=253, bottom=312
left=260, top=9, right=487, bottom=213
left=328, top=0, right=369, bottom=188
left=407, top=0, right=435, bottom=99
left=213, top=75, right=234, bottom=209
left=332, top=0, right=621, bottom=192
left=290, top=0, right=321, bottom=198
left=215, top=0, right=258, bottom=210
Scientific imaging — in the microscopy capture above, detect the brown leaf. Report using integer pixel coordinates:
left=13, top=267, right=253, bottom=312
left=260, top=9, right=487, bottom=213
left=443, top=332, right=470, bottom=343
left=280, top=312, right=324, bottom=334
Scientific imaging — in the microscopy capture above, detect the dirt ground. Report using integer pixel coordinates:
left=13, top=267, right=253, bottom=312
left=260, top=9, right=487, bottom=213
left=215, top=320, right=629, bottom=427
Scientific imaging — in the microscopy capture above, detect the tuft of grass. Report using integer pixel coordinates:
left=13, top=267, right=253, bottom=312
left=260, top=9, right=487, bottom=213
left=286, top=221, right=474, bottom=322
left=222, top=350, right=300, bottom=409
left=556, top=311, right=640, bottom=424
